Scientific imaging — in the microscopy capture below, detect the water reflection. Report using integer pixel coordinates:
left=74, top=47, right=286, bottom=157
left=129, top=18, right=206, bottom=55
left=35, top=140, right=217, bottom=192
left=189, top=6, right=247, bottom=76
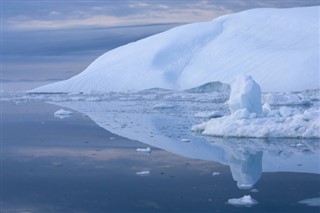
left=53, top=100, right=320, bottom=190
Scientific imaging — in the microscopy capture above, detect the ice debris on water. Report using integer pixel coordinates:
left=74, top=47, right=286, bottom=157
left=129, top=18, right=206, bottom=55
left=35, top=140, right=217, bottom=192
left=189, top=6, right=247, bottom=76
left=136, top=171, right=150, bottom=176
left=54, top=109, right=73, bottom=119
left=227, top=195, right=257, bottom=207
left=212, top=172, right=220, bottom=176
left=298, top=197, right=320, bottom=207
left=136, top=147, right=152, bottom=153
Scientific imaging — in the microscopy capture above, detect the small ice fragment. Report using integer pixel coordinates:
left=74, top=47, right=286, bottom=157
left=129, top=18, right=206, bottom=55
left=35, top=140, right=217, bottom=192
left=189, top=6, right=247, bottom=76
left=238, top=184, right=253, bottom=189
left=298, top=197, right=320, bottom=207
left=181, top=138, right=190, bottom=142
left=212, top=172, right=220, bottom=176
left=227, top=195, right=257, bottom=207
left=136, top=171, right=150, bottom=176
left=296, top=143, right=304, bottom=147
left=250, top=189, right=259, bottom=193
left=136, top=147, right=151, bottom=153
left=54, top=109, right=73, bottom=119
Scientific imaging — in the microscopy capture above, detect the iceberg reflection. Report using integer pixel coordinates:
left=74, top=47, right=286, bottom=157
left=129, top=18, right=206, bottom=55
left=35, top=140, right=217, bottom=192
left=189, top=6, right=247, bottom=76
left=52, top=99, right=319, bottom=189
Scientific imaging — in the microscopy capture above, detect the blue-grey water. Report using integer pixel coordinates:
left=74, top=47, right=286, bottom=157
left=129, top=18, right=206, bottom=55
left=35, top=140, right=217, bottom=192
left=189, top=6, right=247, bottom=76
left=1, top=96, right=320, bottom=213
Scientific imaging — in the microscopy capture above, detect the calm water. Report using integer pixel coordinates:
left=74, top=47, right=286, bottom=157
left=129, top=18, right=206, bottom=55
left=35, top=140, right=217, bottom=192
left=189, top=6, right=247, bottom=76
left=1, top=101, right=320, bottom=213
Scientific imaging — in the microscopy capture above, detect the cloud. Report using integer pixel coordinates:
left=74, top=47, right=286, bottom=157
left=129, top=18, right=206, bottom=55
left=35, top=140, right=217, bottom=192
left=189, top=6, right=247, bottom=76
left=49, top=11, right=60, bottom=16
left=5, top=1, right=232, bottom=31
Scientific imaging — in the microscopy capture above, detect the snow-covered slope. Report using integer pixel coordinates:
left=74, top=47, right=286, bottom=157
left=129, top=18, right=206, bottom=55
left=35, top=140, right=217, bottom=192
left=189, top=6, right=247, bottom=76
left=32, top=6, right=320, bottom=93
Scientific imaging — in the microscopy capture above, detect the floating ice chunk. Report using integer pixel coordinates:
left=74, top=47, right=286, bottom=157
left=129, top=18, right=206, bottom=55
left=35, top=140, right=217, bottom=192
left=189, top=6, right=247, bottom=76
left=54, top=109, right=73, bottom=119
left=298, top=197, right=320, bottom=207
left=227, top=195, right=257, bottom=207
left=136, top=171, right=150, bottom=176
left=228, top=75, right=262, bottom=114
left=194, top=111, right=223, bottom=119
left=212, top=172, right=220, bottom=176
left=181, top=138, right=190, bottom=142
left=193, top=107, right=320, bottom=138
left=136, top=147, right=152, bottom=153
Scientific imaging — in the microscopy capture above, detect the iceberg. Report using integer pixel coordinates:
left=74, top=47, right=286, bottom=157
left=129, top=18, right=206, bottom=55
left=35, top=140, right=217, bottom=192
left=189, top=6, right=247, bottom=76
left=31, top=6, right=319, bottom=93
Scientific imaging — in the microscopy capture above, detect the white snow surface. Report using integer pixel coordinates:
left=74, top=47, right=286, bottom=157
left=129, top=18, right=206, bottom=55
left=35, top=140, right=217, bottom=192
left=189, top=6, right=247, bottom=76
left=228, top=75, right=262, bottom=114
left=31, top=6, right=320, bottom=93
left=227, top=195, right=257, bottom=207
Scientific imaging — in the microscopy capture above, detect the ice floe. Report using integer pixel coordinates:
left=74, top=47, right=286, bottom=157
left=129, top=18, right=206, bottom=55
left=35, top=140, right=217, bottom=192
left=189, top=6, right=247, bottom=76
left=54, top=109, right=73, bottom=119
left=136, top=171, right=150, bottom=176
left=136, top=147, right=152, bottom=153
left=227, top=195, right=257, bottom=207
left=298, top=197, right=320, bottom=207
left=192, top=76, right=320, bottom=138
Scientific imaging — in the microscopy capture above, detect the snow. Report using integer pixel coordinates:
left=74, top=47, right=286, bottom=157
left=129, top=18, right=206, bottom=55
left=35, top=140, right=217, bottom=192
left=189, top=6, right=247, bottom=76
left=31, top=6, right=320, bottom=94
left=54, top=109, right=73, bottom=119
left=227, top=195, right=257, bottom=207
left=229, top=75, right=262, bottom=114
left=136, top=147, right=152, bottom=153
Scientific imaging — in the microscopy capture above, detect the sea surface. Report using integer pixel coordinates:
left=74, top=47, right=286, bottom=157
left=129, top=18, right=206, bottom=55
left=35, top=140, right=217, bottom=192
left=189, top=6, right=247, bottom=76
left=1, top=92, right=320, bottom=213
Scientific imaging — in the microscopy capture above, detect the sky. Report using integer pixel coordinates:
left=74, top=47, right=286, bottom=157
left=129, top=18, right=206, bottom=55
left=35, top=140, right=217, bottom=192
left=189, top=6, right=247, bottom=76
left=1, top=0, right=319, bottom=90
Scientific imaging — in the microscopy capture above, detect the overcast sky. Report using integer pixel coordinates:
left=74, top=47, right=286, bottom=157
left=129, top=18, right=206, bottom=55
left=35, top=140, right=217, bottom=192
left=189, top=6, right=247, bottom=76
left=2, top=0, right=319, bottom=90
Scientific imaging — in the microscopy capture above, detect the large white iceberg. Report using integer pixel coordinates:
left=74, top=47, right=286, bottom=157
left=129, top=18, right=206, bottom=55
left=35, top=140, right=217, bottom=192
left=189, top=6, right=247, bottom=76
left=31, top=6, right=320, bottom=93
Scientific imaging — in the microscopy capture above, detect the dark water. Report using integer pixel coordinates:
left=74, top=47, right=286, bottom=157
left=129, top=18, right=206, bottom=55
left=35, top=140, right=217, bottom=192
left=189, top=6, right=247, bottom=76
left=1, top=102, right=320, bottom=213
